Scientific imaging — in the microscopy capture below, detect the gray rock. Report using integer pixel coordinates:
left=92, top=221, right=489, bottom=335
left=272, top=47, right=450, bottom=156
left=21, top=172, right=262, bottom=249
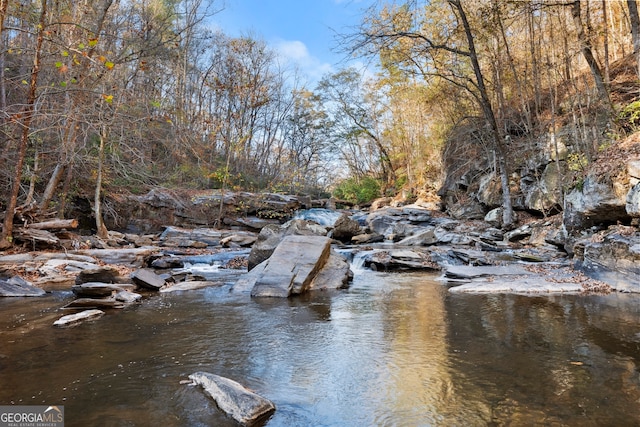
left=0, top=276, right=46, bottom=297
left=63, top=296, right=127, bottom=309
left=75, top=266, right=122, bottom=285
left=53, top=309, right=105, bottom=327
left=575, top=230, right=640, bottom=292
left=364, top=249, right=441, bottom=271
left=251, top=235, right=332, bottom=297
left=72, top=282, right=136, bottom=297
left=397, top=228, right=437, bottom=246
left=188, top=372, right=275, bottom=426
left=626, top=183, right=640, bottom=217
left=131, top=268, right=166, bottom=290
left=160, top=281, right=222, bottom=292
left=72, top=248, right=158, bottom=267
left=330, top=214, right=362, bottom=243
left=247, top=219, right=327, bottom=270
left=563, top=175, right=630, bottom=231
left=444, top=265, right=533, bottom=280
left=114, top=290, right=142, bottom=303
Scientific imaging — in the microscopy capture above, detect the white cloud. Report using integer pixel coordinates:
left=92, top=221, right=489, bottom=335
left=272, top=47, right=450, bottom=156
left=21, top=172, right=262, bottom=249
left=274, top=39, right=334, bottom=85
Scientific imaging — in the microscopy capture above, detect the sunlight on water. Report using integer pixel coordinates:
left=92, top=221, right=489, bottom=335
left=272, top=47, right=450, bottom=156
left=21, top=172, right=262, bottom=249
left=1, top=270, right=640, bottom=426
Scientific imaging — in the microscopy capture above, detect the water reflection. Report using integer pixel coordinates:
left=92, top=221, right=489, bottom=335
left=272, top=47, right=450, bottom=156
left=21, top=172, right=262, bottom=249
left=0, top=272, right=639, bottom=426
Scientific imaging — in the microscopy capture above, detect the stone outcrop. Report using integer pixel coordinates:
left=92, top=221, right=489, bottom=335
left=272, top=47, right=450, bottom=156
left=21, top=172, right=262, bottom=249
left=573, top=227, right=640, bottom=292
left=188, top=372, right=275, bottom=426
left=106, top=189, right=309, bottom=233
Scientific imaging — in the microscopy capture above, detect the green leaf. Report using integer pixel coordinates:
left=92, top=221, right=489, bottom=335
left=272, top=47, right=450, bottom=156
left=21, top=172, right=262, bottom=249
left=61, top=51, right=69, bottom=57
left=55, top=61, right=63, bottom=68
left=59, top=81, right=67, bottom=87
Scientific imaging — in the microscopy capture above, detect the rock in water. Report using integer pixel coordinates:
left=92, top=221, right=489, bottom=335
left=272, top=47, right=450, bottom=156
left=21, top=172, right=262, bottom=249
left=0, top=276, right=46, bottom=297
left=53, top=309, right=104, bottom=327
left=188, top=372, right=275, bottom=426
left=131, top=268, right=166, bottom=290
left=250, top=235, right=331, bottom=297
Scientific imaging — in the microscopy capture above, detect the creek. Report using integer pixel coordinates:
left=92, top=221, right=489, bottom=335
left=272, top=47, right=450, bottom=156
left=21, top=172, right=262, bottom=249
left=1, top=266, right=639, bottom=426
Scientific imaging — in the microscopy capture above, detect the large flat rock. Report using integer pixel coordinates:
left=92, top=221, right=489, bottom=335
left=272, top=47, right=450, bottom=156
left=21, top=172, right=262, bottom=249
left=0, top=276, right=46, bottom=297
left=250, top=235, right=331, bottom=297
left=444, top=265, right=533, bottom=279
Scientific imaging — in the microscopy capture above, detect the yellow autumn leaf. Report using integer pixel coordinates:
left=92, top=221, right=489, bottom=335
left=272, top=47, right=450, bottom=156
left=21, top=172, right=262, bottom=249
left=102, top=94, right=113, bottom=103
left=105, top=61, right=114, bottom=70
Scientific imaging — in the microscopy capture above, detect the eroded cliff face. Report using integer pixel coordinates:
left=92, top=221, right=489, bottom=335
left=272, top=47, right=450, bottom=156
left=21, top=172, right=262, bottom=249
left=440, top=125, right=640, bottom=232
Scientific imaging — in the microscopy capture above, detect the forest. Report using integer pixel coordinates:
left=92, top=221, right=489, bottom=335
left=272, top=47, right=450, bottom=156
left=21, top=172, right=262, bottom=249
left=1, top=0, right=640, bottom=247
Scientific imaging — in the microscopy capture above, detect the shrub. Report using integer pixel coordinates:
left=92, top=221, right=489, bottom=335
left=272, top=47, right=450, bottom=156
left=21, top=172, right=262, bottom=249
left=333, top=176, right=381, bottom=205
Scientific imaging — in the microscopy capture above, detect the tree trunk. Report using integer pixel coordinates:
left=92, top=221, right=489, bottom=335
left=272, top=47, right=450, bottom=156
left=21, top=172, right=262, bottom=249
left=627, top=0, right=640, bottom=77
left=571, top=0, right=611, bottom=110
left=94, top=125, right=109, bottom=239
left=0, top=0, right=47, bottom=248
left=449, top=0, right=514, bottom=227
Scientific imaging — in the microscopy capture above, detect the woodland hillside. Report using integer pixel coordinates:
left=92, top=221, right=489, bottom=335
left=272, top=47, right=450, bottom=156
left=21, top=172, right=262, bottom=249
left=2, top=0, right=640, bottom=246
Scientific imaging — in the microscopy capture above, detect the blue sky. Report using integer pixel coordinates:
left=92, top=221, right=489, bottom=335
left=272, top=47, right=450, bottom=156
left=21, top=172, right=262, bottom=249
left=211, top=0, right=372, bottom=84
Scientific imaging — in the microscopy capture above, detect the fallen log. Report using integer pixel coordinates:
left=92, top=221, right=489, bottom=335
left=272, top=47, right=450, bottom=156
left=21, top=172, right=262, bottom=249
left=13, top=228, right=59, bottom=245
left=27, top=219, right=78, bottom=230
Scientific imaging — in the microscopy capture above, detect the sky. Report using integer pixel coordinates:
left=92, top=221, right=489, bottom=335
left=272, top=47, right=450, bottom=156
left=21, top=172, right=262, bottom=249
left=211, top=0, right=373, bottom=85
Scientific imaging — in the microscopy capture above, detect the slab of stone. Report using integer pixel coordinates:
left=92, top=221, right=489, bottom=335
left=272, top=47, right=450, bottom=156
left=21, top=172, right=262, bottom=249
left=72, top=247, right=158, bottom=267
left=0, top=276, right=46, bottom=297
left=72, top=282, right=133, bottom=297
left=39, top=259, right=100, bottom=276
left=188, top=372, right=275, bottom=426
left=53, top=309, right=105, bottom=327
left=160, top=281, right=222, bottom=292
left=250, top=235, right=331, bottom=297
left=444, top=265, right=533, bottom=280
left=63, top=297, right=126, bottom=309
left=75, top=266, right=122, bottom=285
left=131, top=268, right=166, bottom=290
left=449, top=276, right=584, bottom=294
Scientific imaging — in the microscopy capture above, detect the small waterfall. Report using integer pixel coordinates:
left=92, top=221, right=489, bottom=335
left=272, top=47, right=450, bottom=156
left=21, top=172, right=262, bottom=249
left=293, top=208, right=344, bottom=227
left=351, top=251, right=368, bottom=273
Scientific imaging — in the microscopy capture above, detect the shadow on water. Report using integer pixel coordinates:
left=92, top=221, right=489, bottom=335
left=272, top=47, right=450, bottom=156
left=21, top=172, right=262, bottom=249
left=1, top=271, right=640, bottom=426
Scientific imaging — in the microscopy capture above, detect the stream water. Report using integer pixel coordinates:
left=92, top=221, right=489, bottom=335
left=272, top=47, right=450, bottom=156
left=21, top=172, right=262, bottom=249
left=1, top=267, right=640, bottom=426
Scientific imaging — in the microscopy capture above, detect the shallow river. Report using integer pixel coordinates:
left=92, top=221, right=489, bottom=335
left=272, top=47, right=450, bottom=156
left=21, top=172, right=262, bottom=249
left=1, top=268, right=640, bottom=426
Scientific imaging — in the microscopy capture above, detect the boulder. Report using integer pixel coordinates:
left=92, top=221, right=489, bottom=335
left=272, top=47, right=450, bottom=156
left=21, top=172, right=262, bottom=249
left=131, top=269, right=166, bottom=290
left=75, top=267, right=122, bottom=285
left=188, top=372, right=275, bottom=426
left=330, top=214, right=362, bottom=243
left=626, top=183, right=640, bottom=217
left=53, top=309, right=105, bottom=327
left=251, top=235, right=332, bottom=297
left=563, top=175, right=630, bottom=231
left=0, top=276, right=46, bottom=297
left=574, top=229, right=640, bottom=292
left=247, top=219, right=327, bottom=270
